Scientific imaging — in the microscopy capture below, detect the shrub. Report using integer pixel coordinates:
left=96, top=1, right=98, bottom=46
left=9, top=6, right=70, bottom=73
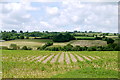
left=106, top=38, right=114, bottom=44
left=26, top=36, right=29, bottom=39
left=63, top=44, right=73, bottom=51
left=19, top=35, right=24, bottom=39
left=37, top=47, right=44, bottom=50
left=87, top=46, right=97, bottom=51
left=0, top=46, right=9, bottom=50
left=21, top=46, right=28, bottom=50
left=72, top=46, right=82, bottom=51
left=27, top=47, right=32, bottom=50
left=41, top=42, right=53, bottom=50
left=10, top=44, right=20, bottom=50
left=53, top=33, right=75, bottom=42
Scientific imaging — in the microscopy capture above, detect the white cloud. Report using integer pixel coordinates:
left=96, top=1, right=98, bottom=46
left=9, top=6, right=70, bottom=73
left=0, top=2, right=118, bottom=33
left=46, top=7, right=59, bottom=15
left=40, top=21, right=54, bottom=28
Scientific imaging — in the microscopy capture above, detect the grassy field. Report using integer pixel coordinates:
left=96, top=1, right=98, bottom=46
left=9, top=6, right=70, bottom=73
left=2, top=50, right=118, bottom=78
left=75, top=36, right=95, bottom=39
left=1, top=39, right=53, bottom=49
left=1, top=39, right=107, bottom=49
left=70, top=40, right=107, bottom=47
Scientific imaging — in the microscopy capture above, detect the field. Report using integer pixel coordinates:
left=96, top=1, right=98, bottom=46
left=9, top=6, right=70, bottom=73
left=70, top=40, right=107, bottom=47
left=75, top=36, right=96, bottom=39
left=1, top=39, right=107, bottom=49
left=2, top=50, right=118, bottom=78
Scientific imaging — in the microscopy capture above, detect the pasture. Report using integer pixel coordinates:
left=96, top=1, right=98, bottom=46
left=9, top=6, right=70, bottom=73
left=1, top=39, right=107, bottom=49
left=2, top=50, right=118, bottom=78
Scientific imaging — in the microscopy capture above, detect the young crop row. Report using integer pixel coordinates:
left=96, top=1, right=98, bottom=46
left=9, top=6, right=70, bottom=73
left=3, top=52, right=101, bottom=64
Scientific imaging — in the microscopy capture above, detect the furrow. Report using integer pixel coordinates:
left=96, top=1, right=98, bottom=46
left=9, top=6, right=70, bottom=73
left=50, top=54, right=59, bottom=63
left=58, top=52, right=64, bottom=63
left=82, top=56, right=92, bottom=61
left=88, top=56, right=96, bottom=60
left=37, top=55, right=48, bottom=62
left=95, top=56, right=101, bottom=59
left=74, top=54, right=84, bottom=61
left=23, top=56, right=35, bottom=62
left=42, top=54, right=54, bottom=63
left=69, top=53, right=77, bottom=62
left=31, top=56, right=41, bottom=61
left=65, top=53, right=71, bottom=64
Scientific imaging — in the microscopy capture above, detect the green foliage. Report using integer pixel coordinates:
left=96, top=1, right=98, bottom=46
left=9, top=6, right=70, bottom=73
left=106, top=38, right=114, bottom=44
left=2, top=50, right=118, bottom=78
left=19, top=35, right=24, bottom=39
left=87, top=46, right=97, bottom=51
left=10, top=44, right=20, bottom=50
left=26, top=36, right=29, bottom=39
left=63, top=44, right=73, bottom=51
left=41, top=66, right=46, bottom=71
left=38, top=42, right=53, bottom=50
left=53, top=33, right=75, bottom=42
left=52, top=67, right=118, bottom=78
left=21, top=46, right=32, bottom=50
left=0, top=46, right=9, bottom=50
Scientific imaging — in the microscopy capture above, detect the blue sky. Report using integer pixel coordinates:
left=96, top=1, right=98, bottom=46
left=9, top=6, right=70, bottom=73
left=0, top=1, right=118, bottom=33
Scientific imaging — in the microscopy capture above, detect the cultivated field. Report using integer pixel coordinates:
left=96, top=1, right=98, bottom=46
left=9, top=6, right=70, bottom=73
left=1, top=39, right=107, bottom=49
left=2, top=50, right=118, bottom=78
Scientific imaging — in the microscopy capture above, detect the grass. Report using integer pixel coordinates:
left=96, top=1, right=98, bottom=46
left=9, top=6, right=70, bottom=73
left=2, top=50, right=118, bottom=78
left=1, top=39, right=108, bottom=50
left=70, top=40, right=107, bottom=47
left=75, top=36, right=95, bottom=39
left=1, top=39, right=53, bottom=49
left=52, top=67, right=118, bottom=78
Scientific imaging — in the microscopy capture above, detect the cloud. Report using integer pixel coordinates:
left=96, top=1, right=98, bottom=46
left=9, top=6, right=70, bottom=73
left=0, top=1, right=118, bottom=33
left=46, top=6, right=59, bottom=15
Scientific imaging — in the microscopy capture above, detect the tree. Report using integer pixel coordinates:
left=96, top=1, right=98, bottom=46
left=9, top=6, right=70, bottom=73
left=53, top=33, right=75, bottom=42
left=10, top=44, right=19, bottom=50
left=26, top=36, right=29, bottom=39
left=11, top=30, right=17, bottom=33
left=63, top=44, right=73, bottom=51
left=20, top=30, right=23, bottom=33
left=21, top=46, right=28, bottom=50
left=106, top=38, right=114, bottom=44
left=19, top=35, right=24, bottom=39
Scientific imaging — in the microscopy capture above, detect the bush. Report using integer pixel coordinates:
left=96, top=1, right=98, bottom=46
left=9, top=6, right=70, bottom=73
left=45, top=46, right=62, bottom=51
left=87, top=46, right=97, bottom=51
left=21, top=46, right=32, bottom=50
left=27, top=47, right=32, bottom=50
left=21, top=46, right=28, bottom=50
left=26, top=36, right=29, bottom=39
left=106, top=38, right=114, bottom=44
left=19, top=35, right=24, bottom=39
left=63, top=44, right=73, bottom=51
left=53, top=33, right=75, bottom=42
left=41, top=42, right=53, bottom=50
left=0, top=46, right=9, bottom=50
left=72, top=46, right=82, bottom=51
left=37, top=47, right=43, bottom=50
left=10, top=44, right=20, bottom=50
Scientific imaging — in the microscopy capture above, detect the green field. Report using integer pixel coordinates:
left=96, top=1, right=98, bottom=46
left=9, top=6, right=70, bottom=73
left=75, top=36, right=95, bottom=39
left=2, top=50, right=118, bottom=78
left=1, top=39, right=107, bottom=49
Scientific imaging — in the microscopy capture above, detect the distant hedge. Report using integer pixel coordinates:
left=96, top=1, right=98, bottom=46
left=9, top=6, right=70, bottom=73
left=53, top=33, right=75, bottom=42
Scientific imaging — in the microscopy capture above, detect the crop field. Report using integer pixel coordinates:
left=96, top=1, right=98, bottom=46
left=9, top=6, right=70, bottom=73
left=2, top=50, right=118, bottom=78
left=70, top=40, right=107, bottom=47
left=75, top=36, right=95, bottom=39
left=1, top=39, right=108, bottom=49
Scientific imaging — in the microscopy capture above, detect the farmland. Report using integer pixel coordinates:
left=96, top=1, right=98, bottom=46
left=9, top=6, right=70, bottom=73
left=2, top=50, right=118, bottom=78
left=1, top=39, right=108, bottom=49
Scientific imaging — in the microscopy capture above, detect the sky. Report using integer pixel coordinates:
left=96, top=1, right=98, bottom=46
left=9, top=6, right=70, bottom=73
left=0, top=1, right=118, bottom=33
